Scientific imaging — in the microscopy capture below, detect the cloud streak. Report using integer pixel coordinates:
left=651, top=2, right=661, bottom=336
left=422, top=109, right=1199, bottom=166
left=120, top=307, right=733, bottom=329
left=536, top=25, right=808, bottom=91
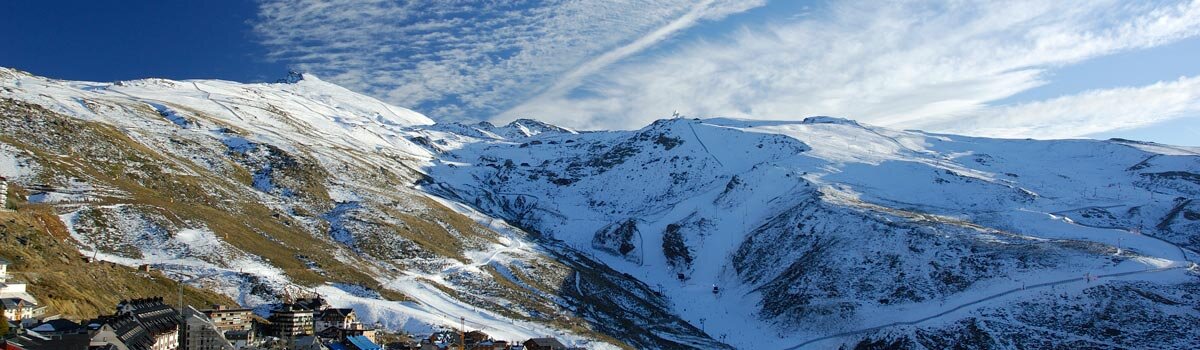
left=254, top=0, right=761, bottom=121
left=255, top=0, right=1200, bottom=141
left=931, top=75, right=1200, bottom=139
left=501, top=0, right=1200, bottom=139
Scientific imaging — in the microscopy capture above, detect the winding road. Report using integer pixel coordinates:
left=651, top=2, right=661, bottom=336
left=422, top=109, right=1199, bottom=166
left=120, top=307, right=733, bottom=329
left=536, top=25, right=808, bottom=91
left=687, top=121, right=725, bottom=167
left=782, top=203, right=1200, bottom=349
left=1047, top=204, right=1197, bottom=264
left=191, top=82, right=246, bottom=121
left=784, top=264, right=1190, bottom=349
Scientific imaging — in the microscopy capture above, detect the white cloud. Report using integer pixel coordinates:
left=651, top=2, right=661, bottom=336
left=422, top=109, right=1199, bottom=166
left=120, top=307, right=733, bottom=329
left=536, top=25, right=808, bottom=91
left=255, top=0, right=1200, bottom=140
left=926, top=75, right=1200, bottom=139
left=253, top=0, right=762, bottom=121
left=500, top=0, right=1200, bottom=136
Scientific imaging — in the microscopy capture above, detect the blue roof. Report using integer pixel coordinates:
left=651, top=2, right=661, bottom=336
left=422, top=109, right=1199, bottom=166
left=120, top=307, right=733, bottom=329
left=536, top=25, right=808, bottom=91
left=327, top=343, right=350, bottom=350
left=347, top=335, right=381, bottom=350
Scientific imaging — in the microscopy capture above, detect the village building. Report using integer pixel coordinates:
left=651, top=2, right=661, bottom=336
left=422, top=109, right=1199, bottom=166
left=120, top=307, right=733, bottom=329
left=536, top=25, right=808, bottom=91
left=339, top=322, right=377, bottom=344
left=314, top=308, right=356, bottom=333
left=2, top=329, right=93, bottom=350
left=523, top=337, right=567, bottom=350
left=473, top=339, right=510, bottom=350
left=0, top=319, right=92, bottom=349
left=90, top=310, right=179, bottom=350
left=318, top=322, right=377, bottom=345
left=1, top=298, right=41, bottom=327
left=416, top=330, right=508, bottom=350
left=182, top=306, right=235, bottom=350
left=199, top=304, right=254, bottom=347
left=29, top=318, right=86, bottom=336
left=111, top=297, right=182, bottom=350
left=293, top=297, right=329, bottom=312
left=221, top=330, right=254, bottom=350
left=289, top=335, right=326, bottom=350
left=268, top=303, right=315, bottom=338
left=2, top=298, right=183, bottom=350
left=425, top=331, right=457, bottom=349
left=0, top=258, right=45, bottom=327
left=325, top=334, right=381, bottom=350
left=383, top=337, right=420, bottom=350
left=0, top=175, right=10, bottom=211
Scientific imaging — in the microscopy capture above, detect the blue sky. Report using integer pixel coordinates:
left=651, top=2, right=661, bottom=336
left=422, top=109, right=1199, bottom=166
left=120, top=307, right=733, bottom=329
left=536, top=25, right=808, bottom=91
left=2, top=0, right=1199, bottom=146
left=0, top=1, right=285, bottom=83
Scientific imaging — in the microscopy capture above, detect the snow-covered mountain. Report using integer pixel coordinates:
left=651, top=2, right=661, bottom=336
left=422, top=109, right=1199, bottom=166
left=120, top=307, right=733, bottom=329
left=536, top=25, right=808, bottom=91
left=2, top=67, right=1198, bottom=349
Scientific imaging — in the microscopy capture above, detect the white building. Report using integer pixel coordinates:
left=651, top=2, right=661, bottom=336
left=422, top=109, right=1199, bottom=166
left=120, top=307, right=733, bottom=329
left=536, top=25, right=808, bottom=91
left=0, top=258, right=44, bottom=326
left=0, top=175, right=9, bottom=211
left=183, top=306, right=237, bottom=350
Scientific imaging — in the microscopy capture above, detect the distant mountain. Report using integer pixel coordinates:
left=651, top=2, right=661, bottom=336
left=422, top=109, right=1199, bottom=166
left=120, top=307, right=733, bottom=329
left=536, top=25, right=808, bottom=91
left=2, top=67, right=1198, bottom=349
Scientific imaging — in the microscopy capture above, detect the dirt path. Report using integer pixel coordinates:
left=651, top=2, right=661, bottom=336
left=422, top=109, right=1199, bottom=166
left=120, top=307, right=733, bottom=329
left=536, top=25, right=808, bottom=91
left=784, top=265, right=1187, bottom=349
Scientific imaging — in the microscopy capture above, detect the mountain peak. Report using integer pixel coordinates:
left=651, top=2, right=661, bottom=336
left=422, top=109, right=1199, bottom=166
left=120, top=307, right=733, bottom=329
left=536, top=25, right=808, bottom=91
left=276, top=70, right=307, bottom=84
left=505, top=118, right=577, bottom=136
left=800, top=116, right=861, bottom=126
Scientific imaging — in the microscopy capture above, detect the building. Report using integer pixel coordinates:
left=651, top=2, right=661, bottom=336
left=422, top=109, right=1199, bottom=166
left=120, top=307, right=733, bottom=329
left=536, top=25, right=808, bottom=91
left=0, top=319, right=92, bottom=350
left=381, top=337, right=420, bottom=350
left=339, top=322, right=377, bottom=344
left=117, top=298, right=181, bottom=350
left=221, top=330, right=254, bottom=350
left=1, top=298, right=41, bottom=327
left=293, top=297, right=328, bottom=312
left=96, top=297, right=182, bottom=350
left=182, top=306, right=235, bottom=350
left=473, top=339, right=509, bottom=350
left=90, top=313, right=165, bottom=350
left=425, top=331, right=457, bottom=349
left=462, top=331, right=489, bottom=346
left=199, top=304, right=254, bottom=348
left=268, top=304, right=314, bottom=338
left=523, top=338, right=567, bottom=350
left=0, top=258, right=45, bottom=327
left=200, top=305, right=253, bottom=333
left=314, top=308, right=356, bottom=333
left=290, top=335, right=325, bottom=350
left=344, top=335, right=381, bottom=350
left=2, top=329, right=93, bottom=350
left=419, top=330, right=505, bottom=350
left=1, top=175, right=10, bottom=211
left=29, top=319, right=85, bottom=336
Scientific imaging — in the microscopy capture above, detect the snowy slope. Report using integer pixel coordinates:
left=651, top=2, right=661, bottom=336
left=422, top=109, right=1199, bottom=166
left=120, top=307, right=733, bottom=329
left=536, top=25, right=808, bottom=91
left=0, top=67, right=645, bottom=349
left=3, top=66, right=1199, bottom=349
left=424, top=116, right=1200, bottom=348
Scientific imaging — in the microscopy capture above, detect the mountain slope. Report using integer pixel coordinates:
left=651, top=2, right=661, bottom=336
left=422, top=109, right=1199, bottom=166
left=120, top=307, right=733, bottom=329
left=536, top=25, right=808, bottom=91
left=2, top=67, right=1198, bottom=349
left=0, top=68, right=718, bottom=349
left=423, top=116, right=1200, bottom=348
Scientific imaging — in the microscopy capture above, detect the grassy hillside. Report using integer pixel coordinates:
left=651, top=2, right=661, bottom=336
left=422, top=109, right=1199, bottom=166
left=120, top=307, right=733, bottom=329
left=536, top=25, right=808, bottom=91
left=0, top=207, right=234, bottom=320
left=0, top=98, right=405, bottom=300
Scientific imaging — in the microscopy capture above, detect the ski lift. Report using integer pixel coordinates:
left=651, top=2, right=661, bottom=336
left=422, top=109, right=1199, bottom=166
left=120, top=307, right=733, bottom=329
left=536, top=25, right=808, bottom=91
left=712, top=284, right=720, bottom=295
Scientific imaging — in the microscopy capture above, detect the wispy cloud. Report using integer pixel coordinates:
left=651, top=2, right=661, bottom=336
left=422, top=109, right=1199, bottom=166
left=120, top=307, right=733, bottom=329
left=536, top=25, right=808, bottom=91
left=501, top=0, right=1200, bottom=138
left=253, top=0, right=762, bottom=121
left=928, top=75, right=1200, bottom=139
left=255, top=0, right=1200, bottom=141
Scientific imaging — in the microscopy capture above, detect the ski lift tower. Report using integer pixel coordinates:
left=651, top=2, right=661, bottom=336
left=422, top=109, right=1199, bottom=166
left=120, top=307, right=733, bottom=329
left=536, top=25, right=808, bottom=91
left=672, top=110, right=681, bottom=119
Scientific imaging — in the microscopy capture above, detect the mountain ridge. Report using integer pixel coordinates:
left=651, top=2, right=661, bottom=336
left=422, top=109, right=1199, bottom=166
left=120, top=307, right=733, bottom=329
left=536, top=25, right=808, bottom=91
left=2, top=67, right=1198, bottom=349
